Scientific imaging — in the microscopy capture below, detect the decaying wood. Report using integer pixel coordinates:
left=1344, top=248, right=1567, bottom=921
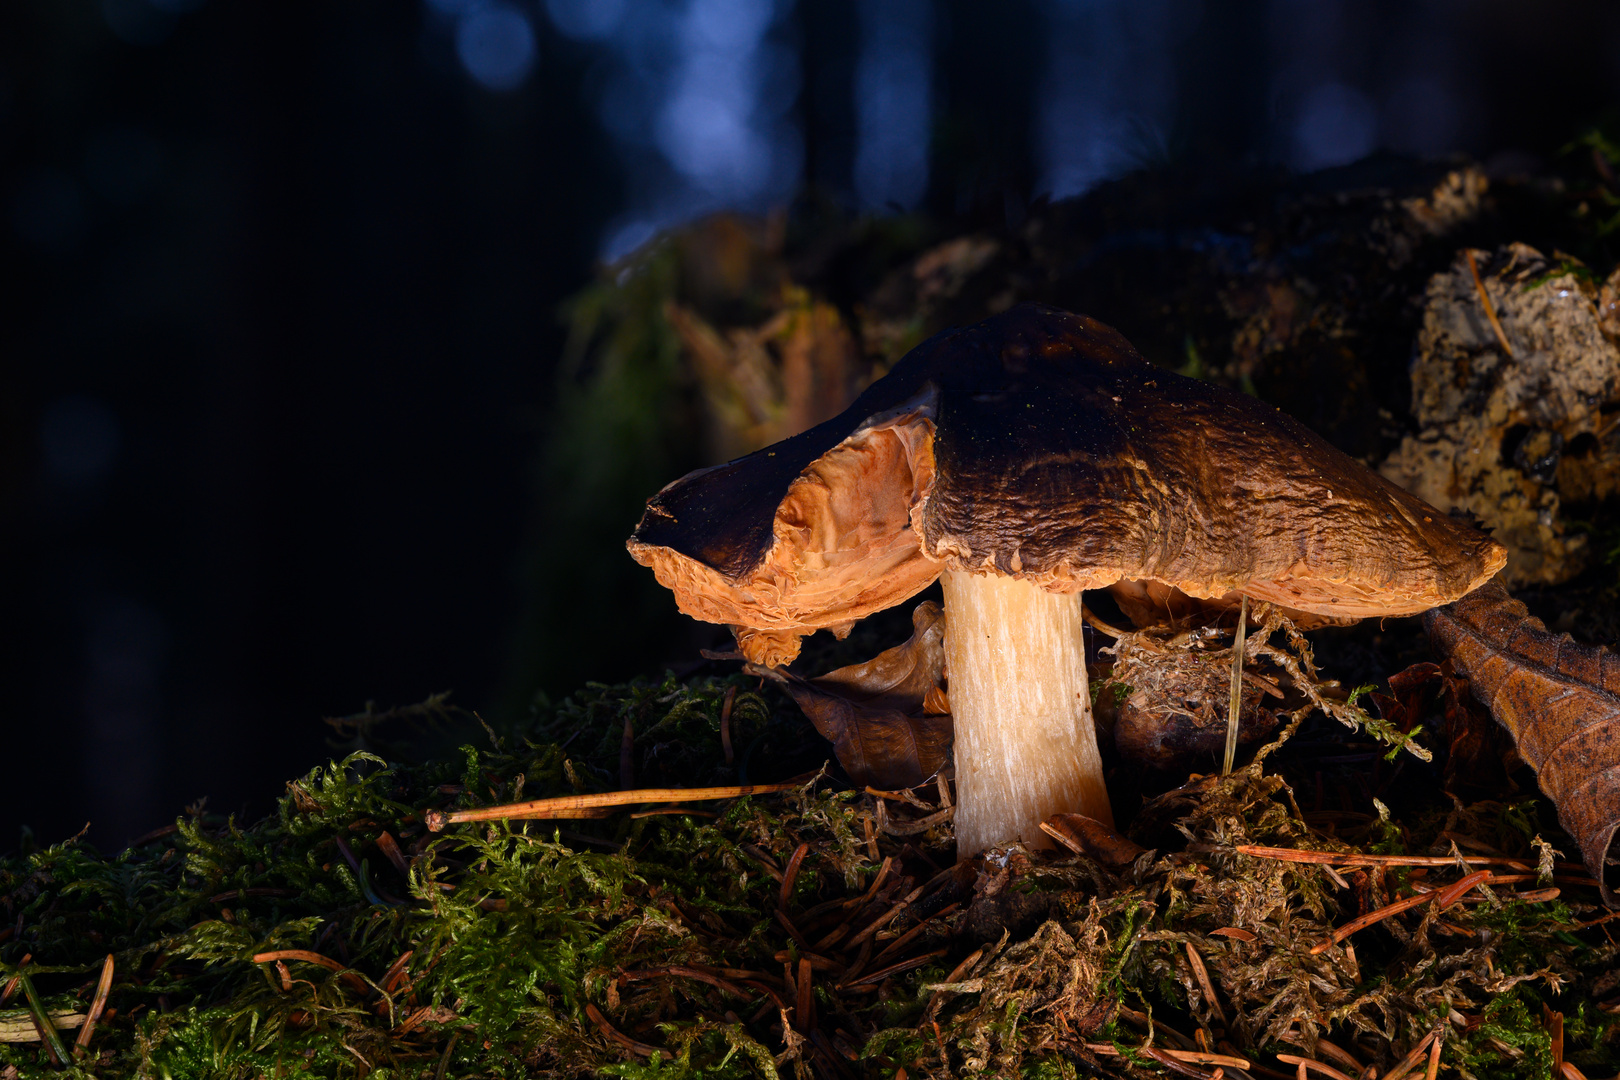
left=1424, top=580, right=1620, bottom=905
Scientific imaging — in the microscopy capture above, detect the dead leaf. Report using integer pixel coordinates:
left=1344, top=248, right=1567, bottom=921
left=1042, top=813, right=1147, bottom=868
left=755, top=602, right=951, bottom=788
left=1425, top=581, right=1620, bottom=905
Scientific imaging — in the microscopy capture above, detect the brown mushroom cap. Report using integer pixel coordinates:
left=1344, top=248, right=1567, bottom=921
left=629, top=304, right=1507, bottom=665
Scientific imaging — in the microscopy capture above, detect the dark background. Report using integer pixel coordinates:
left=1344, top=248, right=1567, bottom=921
left=5, top=0, right=1620, bottom=851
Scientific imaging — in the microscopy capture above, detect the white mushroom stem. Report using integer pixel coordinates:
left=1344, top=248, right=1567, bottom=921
left=941, top=569, right=1112, bottom=858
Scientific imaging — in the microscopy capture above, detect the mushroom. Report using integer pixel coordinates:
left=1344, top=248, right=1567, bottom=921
left=628, top=304, right=1506, bottom=857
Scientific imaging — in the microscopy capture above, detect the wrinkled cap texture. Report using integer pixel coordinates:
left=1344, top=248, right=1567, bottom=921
left=628, top=304, right=1508, bottom=666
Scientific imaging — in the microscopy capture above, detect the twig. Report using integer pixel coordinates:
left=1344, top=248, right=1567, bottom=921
left=1382, top=1030, right=1440, bottom=1080
left=1080, top=604, right=1131, bottom=639
left=74, top=954, right=114, bottom=1053
left=1310, top=891, right=1435, bottom=955
left=1466, top=249, right=1515, bottom=358
left=1184, top=941, right=1227, bottom=1025
left=252, top=950, right=369, bottom=993
left=18, top=971, right=69, bottom=1065
left=780, top=843, right=810, bottom=910
left=1276, top=1055, right=1355, bottom=1080
left=841, top=948, right=948, bottom=988
left=1237, top=845, right=1537, bottom=871
left=1224, top=594, right=1248, bottom=775
left=923, top=948, right=982, bottom=1021
left=425, top=782, right=801, bottom=830
left=720, top=685, right=737, bottom=765
left=585, top=1002, right=659, bottom=1057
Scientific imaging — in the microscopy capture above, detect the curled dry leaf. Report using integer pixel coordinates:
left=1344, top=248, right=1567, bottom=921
left=1425, top=580, right=1620, bottom=905
left=1042, top=813, right=1148, bottom=869
left=754, top=602, right=952, bottom=789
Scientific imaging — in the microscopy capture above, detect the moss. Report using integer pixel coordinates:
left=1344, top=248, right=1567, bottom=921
left=2, top=664, right=1616, bottom=1079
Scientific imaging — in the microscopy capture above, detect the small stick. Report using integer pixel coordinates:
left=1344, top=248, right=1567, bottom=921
left=379, top=950, right=414, bottom=995
left=376, top=832, right=411, bottom=877
left=251, top=950, right=368, bottom=993
left=1184, top=942, right=1227, bottom=1025
left=1311, top=890, right=1435, bottom=955
left=720, top=686, right=737, bottom=765
left=619, top=717, right=635, bottom=790
left=74, top=954, right=115, bottom=1052
left=1276, top=1055, right=1356, bottom=1080
left=1382, top=1030, right=1440, bottom=1080
left=585, top=1002, right=659, bottom=1057
left=1237, top=845, right=1537, bottom=870
left=923, top=948, right=982, bottom=1021
left=780, top=843, right=810, bottom=910
left=1144, top=1045, right=1222, bottom=1079
left=840, top=948, right=948, bottom=988
left=1281, top=1038, right=1364, bottom=1076
left=1088, top=1045, right=1251, bottom=1069
left=871, top=903, right=960, bottom=965
left=0, top=953, right=31, bottom=1007
left=18, top=971, right=69, bottom=1066
left=795, top=958, right=813, bottom=1032
left=1224, top=594, right=1249, bottom=775
left=426, top=782, right=800, bottom=830
left=1466, top=249, right=1514, bottom=359
left=1080, top=604, right=1131, bottom=639
left=1425, top=1031, right=1443, bottom=1080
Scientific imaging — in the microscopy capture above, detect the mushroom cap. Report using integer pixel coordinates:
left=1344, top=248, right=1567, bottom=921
left=629, top=304, right=1507, bottom=665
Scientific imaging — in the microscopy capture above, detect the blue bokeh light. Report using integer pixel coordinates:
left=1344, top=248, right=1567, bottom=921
left=1293, top=81, right=1378, bottom=170
left=545, top=0, right=627, bottom=42
left=454, top=4, right=538, bottom=92
left=854, top=0, right=932, bottom=211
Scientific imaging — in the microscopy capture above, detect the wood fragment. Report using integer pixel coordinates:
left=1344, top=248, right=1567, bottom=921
left=426, top=782, right=801, bottom=829
left=1209, top=927, right=1257, bottom=942
left=1425, top=1032, right=1442, bottom=1080
left=0, top=1009, right=84, bottom=1044
left=1276, top=1055, right=1356, bottom=1080
left=74, top=954, right=114, bottom=1052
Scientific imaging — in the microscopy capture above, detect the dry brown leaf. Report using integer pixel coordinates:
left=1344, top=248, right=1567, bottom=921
left=1042, top=813, right=1147, bottom=868
left=1425, top=580, right=1620, bottom=904
left=756, top=602, right=951, bottom=788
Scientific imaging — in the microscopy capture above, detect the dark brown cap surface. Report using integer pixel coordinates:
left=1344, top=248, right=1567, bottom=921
left=629, top=304, right=1506, bottom=664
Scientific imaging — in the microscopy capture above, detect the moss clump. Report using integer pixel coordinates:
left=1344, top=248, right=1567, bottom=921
left=2, top=668, right=1617, bottom=1079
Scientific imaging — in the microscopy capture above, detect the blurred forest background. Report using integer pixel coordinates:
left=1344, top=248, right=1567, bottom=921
left=6, top=0, right=1620, bottom=851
